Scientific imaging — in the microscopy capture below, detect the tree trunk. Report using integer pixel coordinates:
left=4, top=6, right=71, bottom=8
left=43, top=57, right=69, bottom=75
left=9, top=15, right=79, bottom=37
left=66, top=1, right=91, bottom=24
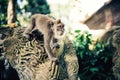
left=7, top=0, right=17, bottom=24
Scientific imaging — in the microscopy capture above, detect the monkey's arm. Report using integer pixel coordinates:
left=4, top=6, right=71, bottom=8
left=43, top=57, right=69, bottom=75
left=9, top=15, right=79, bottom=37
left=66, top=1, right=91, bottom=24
left=44, top=34, right=58, bottom=62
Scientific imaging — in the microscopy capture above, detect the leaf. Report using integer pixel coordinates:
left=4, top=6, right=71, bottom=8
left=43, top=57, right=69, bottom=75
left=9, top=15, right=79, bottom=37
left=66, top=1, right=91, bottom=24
left=79, top=44, right=85, bottom=49
left=75, top=30, right=80, bottom=33
left=90, top=67, right=99, bottom=73
left=79, top=51, right=84, bottom=59
left=104, top=57, right=108, bottom=63
left=96, top=43, right=102, bottom=49
left=90, top=58, right=97, bottom=65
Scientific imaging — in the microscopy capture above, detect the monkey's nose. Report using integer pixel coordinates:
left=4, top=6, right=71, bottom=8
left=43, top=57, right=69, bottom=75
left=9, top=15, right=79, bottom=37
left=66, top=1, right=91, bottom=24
left=62, top=27, right=64, bottom=30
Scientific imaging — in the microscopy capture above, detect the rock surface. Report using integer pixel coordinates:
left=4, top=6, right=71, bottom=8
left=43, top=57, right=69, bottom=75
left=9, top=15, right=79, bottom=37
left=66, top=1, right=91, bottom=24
left=102, top=26, right=120, bottom=80
left=0, top=27, right=79, bottom=80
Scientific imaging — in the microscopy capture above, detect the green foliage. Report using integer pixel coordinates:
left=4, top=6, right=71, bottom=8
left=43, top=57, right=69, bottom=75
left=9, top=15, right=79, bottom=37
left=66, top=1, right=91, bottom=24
left=73, top=30, right=115, bottom=80
left=24, top=0, right=50, bottom=14
left=73, top=30, right=92, bottom=58
left=0, top=0, right=8, bottom=26
left=17, top=0, right=51, bottom=26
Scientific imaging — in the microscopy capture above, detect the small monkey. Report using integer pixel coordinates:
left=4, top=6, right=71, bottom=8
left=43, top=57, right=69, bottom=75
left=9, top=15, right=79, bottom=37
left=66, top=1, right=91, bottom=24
left=49, top=39, right=65, bottom=79
left=23, top=14, right=65, bottom=62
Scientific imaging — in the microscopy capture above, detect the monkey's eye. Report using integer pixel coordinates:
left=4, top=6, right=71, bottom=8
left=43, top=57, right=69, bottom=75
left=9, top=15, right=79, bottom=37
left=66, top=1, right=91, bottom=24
left=49, top=21, right=54, bottom=27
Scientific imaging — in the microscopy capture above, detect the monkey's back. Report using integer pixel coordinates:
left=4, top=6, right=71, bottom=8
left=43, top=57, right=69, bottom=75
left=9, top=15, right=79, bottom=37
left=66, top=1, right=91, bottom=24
left=31, top=14, right=53, bottom=33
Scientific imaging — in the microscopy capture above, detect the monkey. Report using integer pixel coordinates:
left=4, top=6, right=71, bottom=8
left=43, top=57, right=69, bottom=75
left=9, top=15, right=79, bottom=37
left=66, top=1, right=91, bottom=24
left=49, top=38, right=65, bottom=79
left=23, top=14, right=65, bottom=63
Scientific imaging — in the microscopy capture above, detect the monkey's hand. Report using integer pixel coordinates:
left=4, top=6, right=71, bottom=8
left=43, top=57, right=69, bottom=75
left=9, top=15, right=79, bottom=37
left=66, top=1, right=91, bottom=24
left=51, top=57, right=59, bottom=64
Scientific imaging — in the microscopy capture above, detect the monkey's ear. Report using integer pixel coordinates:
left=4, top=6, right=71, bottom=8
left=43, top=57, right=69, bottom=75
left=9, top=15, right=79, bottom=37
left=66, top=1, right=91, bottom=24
left=48, top=20, right=54, bottom=27
left=56, top=19, right=61, bottom=24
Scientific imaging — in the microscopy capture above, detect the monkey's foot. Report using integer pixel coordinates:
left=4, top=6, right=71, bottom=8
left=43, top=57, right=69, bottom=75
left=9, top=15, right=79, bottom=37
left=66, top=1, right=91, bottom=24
left=23, top=34, right=30, bottom=39
left=23, top=34, right=34, bottom=41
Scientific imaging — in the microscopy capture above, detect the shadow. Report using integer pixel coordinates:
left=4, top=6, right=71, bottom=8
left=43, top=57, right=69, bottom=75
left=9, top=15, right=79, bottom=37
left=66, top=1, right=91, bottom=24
left=0, top=45, right=20, bottom=80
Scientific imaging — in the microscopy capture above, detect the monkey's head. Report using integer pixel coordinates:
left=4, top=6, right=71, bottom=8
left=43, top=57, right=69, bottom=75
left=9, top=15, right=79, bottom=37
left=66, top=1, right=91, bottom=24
left=51, top=19, right=65, bottom=38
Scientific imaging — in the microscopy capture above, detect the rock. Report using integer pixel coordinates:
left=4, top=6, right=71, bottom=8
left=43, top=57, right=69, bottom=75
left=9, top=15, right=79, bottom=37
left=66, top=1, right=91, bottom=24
left=0, top=27, right=79, bottom=80
left=102, top=26, right=120, bottom=80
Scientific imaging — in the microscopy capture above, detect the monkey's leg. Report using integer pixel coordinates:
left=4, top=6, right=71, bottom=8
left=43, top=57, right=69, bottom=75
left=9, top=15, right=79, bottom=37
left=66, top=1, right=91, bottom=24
left=23, top=18, right=36, bottom=39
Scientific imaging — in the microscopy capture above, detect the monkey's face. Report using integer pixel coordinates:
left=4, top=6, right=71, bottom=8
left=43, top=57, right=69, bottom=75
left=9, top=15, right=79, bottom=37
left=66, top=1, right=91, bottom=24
left=56, top=23, right=64, bottom=36
left=53, top=19, right=65, bottom=37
